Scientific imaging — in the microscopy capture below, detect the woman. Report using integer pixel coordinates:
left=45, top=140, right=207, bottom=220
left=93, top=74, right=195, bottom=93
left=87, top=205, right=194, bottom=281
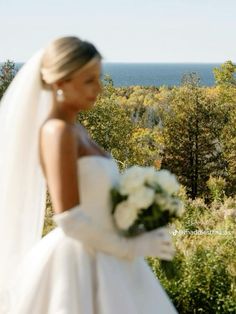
left=0, top=36, right=178, bottom=313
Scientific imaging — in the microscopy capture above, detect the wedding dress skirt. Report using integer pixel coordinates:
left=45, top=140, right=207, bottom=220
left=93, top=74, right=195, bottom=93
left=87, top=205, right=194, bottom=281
left=5, top=156, right=178, bottom=314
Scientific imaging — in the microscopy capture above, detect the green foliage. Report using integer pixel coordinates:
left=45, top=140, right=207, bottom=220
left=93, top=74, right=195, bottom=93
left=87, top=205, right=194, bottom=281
left=181, top=72, right=201, bottom=87
left=127, top=127, right=162, bottom=167
left=206, top=175, right=226, bottom=202
left=103, top=74, right=114, bottom=87
left=0, top=60, right=17, bottom=100
left=158, top=78, right=227, bottom=198
left=116, top=86, right=163, bottom=167
left=213, top=61, right=236, bottom=87
left=31, top=70, right=235, bottom=312
left=147, top=197, right=236, bottom=314
left=42, top=191, right=56, bottom=236
left=220, top=103, right=236, bottom=194
left=77, top=91, right=134, bottom=169
left=101, top=74, right=117, bottom=99
left=77, top=85, right=163, bottom=169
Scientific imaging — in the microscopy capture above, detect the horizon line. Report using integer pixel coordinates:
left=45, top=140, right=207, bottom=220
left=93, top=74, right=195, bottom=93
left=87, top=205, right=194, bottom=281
left=103, top=61, right=226, bottom=64
left=0, top=60, right=230, bottom=64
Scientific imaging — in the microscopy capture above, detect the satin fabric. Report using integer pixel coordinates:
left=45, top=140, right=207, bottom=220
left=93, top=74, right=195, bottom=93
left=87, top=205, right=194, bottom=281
left=8, top=156, right=178, bottom=314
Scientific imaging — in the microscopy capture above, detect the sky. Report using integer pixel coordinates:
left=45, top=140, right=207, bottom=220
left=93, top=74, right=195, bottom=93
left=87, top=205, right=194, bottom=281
left=0, top=0, right=235, bottom=63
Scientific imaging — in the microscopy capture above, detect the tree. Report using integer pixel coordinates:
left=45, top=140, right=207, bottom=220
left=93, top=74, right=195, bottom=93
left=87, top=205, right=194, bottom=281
left=159, top=74, right=227, bottom=199
left=0, top=60, right=17, bottom=100
left=213, top=61, right=236, bottom=86
left=117, top=86, right=163, bottom=167
left=181, top=72, right=201, bottom=87
left=101, top=74, right=115, bottom=98
left=127, top=127, right=162, bottom=168
left=77, top=89, right=134, bottom=169
left=220, top=105, right=236, bottom=195
left=77, top=84, right=164, bottom=169
left=103, top=74, right=114, bottom=87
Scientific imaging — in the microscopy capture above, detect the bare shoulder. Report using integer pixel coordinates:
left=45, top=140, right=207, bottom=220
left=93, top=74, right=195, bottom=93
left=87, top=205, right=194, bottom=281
left=40, top=119, right=80, bottom=213
left=41, top=119, right=76, bottom=138
left=40, top=118, right=78, bottom=166
left=41, top=119, right=78, bottom=151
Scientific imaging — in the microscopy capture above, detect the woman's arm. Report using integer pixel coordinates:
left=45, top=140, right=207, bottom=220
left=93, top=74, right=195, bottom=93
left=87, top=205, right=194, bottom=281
left=41, top=120, right=175, bottom=261
left=53, top=204, right=176, bottom=261
left=40, top=119, right=80, bottom=214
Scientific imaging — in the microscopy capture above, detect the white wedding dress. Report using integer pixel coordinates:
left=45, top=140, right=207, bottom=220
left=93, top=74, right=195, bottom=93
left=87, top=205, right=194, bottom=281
left=6, top=156, right=178, bottom=314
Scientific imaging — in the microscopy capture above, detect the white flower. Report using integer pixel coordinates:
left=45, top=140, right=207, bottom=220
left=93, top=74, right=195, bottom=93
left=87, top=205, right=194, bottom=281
left=169, top=198, right=185, bottom=217
left=155, top=194, right=171, bottom=211
left=175, top=200, right=185, bottom=217
left=114, top=200, right=139, bottom=230
left=142, top=167, right=157, bottom=184
left=128, top=186, right=155, bottom=209
left=119, top=166, right=146, bottom=195
left=154, top=169, right=179, bottom=194
left=155, top=194, right=184, bottom=216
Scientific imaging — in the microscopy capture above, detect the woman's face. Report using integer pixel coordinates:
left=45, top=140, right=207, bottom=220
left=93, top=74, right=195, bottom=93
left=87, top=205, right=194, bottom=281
left=60, top=57, right=102, bottom=111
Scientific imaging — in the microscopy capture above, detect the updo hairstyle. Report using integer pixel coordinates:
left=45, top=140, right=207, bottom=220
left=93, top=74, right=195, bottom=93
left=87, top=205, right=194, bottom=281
left=41, top=36, right=101, bottom=88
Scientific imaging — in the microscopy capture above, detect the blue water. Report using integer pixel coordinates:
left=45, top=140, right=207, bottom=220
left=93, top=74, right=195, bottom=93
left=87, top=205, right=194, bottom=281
left=1, top=62, right=221, bottom=87
left=102, top=63, right=221, bottom=87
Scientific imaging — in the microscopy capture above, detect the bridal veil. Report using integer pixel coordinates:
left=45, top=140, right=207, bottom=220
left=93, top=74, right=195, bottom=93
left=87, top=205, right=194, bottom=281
left=0, top=49, right=51, bottom=297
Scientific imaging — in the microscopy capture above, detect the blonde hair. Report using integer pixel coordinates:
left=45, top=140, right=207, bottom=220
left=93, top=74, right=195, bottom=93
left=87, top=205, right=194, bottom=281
left=41, top=36, right=101, bottom=86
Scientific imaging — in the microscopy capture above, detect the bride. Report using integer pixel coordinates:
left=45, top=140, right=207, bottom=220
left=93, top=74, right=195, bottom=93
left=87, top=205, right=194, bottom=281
left=0, top=36, right=178, bottom=313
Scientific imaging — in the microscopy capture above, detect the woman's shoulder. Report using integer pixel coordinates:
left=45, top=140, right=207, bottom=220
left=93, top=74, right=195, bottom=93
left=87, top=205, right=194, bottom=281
left=39, top=119, right=79, bottom=172
left=40, top=119, right=82, bottom=148
left=41, top=119, right=75, bottom=136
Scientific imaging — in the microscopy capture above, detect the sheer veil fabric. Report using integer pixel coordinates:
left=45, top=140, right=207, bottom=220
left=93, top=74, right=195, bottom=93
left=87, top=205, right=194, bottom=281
left=0, top=50, right=52, bottom=302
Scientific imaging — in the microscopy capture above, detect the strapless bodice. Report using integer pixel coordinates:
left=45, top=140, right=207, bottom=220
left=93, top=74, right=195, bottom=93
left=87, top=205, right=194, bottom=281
left=77, top=156, right=120, bottom=232
left=4, top=156, right=178, bottom=314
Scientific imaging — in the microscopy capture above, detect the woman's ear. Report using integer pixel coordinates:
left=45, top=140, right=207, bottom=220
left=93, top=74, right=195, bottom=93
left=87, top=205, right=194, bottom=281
left=52, top=80, right=65, bottom=91
left=53, top=77, right=72, bottom=89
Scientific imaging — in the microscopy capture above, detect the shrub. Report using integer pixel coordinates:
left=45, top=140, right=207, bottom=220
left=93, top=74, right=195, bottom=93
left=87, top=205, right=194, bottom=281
left=147, top=197, right=236, bottom=313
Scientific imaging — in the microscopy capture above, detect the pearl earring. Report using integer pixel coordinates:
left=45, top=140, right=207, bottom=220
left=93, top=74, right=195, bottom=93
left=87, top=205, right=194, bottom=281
left=56, top=89, right=65, bottom=102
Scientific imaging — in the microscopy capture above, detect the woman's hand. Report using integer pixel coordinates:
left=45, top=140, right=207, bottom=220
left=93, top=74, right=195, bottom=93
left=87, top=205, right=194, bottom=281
left=54, top=205, right=176, bottom=261
left=129, top=227, right=175, bottom=260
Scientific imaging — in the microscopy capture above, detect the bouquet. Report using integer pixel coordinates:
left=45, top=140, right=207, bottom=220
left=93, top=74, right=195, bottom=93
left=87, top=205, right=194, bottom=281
left=111, top=165, right=184, bottom=237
